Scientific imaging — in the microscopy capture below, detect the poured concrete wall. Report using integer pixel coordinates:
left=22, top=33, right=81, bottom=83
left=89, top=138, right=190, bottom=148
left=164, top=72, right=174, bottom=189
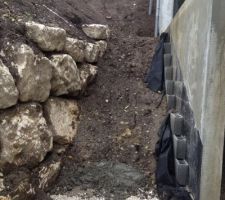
left=155, top=0, right=174, bottom=35
left=169, top=0, right=225, bottom=199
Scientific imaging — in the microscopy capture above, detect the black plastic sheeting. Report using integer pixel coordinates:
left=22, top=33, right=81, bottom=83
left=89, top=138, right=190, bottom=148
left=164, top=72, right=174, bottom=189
left=155, top=113, right=192, bottom=200
left=145, top=33, right=168, bottom=93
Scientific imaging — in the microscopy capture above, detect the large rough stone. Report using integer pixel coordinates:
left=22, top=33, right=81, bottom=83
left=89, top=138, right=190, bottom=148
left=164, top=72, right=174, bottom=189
left=79, top=64, right=98, bottom=92
left=12, top=44, right=53, bottom=102
left=82, top=24, right=110, bottom=40
left=44, top=98, right=79, bottom=145
left=96, top=40, right=107, bottom=57
left=0, top=103, right=53, bottom=169
left=25, top=21, right=66, bottom=51
left=84, top=42, right=100, bottom=63
left=51, top=54, right=81, bottom=96
left=0, top=60, right=18, bottom=109
left=37, top=156, right=62, bottom=191
left=64, top=37, right=86, bottom=62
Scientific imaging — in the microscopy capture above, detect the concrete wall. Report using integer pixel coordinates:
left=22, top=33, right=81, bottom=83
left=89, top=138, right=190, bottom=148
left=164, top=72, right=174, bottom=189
left=155, top=0, right=174, bottom=35
left=169, top=0, right=225, bottom=199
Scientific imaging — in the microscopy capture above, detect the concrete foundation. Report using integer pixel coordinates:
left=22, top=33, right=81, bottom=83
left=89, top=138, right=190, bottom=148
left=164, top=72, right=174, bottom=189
left=168, top=0, right=225, bottom=199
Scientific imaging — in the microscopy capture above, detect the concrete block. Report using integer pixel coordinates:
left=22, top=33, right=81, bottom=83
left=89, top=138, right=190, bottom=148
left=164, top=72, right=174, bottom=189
left=164, top=54, right=172, bottom=66
left=173, top=135, right=187, bottom=159
left=165, top=67, right=173, bottom=80
left=164, top=43, right=171, bottom=54
left=174, top=81, right=184, bottom=98
left=170, top=113, right=184, bottom=136
left=175, top=159, right=189, bottom=186
left=165, top=80, right=174, bottom=95
left=167, top=95, right=176, bottom=110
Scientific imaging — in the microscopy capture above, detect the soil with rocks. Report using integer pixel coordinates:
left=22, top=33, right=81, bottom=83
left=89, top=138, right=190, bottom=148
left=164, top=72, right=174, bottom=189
left=0, top=0, right=167, bottom=199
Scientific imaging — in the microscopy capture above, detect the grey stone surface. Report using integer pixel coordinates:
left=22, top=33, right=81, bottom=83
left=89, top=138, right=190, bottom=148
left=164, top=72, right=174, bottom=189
left=164, top=43, right=171, bottom=54
left=166, top=95, right=176, bottom=110
left=165, top=80, right=174, bottom=95
left=0, top=103, right=53, bottom=169
left=26, top=21, right=66, bottom=51
left=82, top=24, right=110, bottom=40
left=84, top=42, right=100, bottom=63
left=44, top=97, right=80, bottom=145
left=165, top=66, right=173, bottom=80
left=79, top=63, right=98, bottom=92
left=170, top=113, right=184, bottom=136
left=37, top=157, right=62, bottom=191
left=173, top=135, right=187, bottom=160
left=164, top=54, right=172, bottom=66
left=96, top=40, right=108, bottom=57
left=64, top=37, right=86, bottom=62
left=175, top=159, right=189, bottom=186
left=13, top=44, right=53, bottom=102
left=51, top=54, right=81, bottom=96
left=0, top=59, right=18, bottom=109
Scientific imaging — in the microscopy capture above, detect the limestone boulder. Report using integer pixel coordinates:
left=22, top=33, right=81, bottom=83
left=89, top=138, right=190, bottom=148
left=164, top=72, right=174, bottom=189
left=84, top=42, right=100, bottom=63
left=82, top=24, right=110, bottom=40
left=37, top=156, right=62, bottom=191
left=25, top=21, right=66, bottom=51
left=64, top=37, right=86, bottom=62
left=0, top=60, right=18, bottom=109
left=44, top=98, right=79, bottom=145
left=0, top=103, right=53, bottom=169
left=51, top=54, right=81, bottom=96
left=12, top=44, right=53, bottom=102
left=96, top=40, right=107, bottom=58
left=79, top=64, right=98, bottom=92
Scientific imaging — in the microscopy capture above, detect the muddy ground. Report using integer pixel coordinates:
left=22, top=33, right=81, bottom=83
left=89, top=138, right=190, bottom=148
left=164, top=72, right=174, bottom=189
left=0, top=0, right=167, bottom=199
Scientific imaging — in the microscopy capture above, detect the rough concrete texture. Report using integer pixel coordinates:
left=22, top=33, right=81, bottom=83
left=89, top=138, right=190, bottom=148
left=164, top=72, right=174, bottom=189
left=51, top=54, right=81, bottom=96
left=44, top=98, right=80, bottom=145
left=84, top=42, right=100, bottom=63
left=25, top=21, right=66, bottom=51
left=64, top=37, right=86, bottom=62
left=82, top=24, right=110, bottom=40
left=0, top=59, right=18, bottom=109
left=79, top=63, right=98, bottom=92
left=12, top=44, right=53, bottom=102
left=0, top=103, right=53, bottom=169
left=170, top=0, right=225, bottom=199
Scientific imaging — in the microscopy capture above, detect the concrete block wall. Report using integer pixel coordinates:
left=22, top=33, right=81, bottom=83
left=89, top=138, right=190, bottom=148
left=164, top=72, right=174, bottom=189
left=167, top=0, right=225, bottom=199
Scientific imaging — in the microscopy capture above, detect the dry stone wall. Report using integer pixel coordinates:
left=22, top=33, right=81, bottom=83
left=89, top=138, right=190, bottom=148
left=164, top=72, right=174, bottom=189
left=0, top=21, right=109, bottom=200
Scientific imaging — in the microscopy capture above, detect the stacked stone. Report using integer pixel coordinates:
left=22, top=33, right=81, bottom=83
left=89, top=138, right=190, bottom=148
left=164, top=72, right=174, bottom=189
left=0, top=21, right=110, bottom=200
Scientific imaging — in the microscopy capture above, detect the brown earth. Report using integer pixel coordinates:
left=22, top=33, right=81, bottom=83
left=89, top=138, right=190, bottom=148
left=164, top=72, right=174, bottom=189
left=0, top=0, right=167, bottom=199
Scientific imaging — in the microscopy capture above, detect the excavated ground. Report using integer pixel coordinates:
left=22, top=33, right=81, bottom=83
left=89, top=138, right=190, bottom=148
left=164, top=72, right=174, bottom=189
left=0, top=0, right=167, bottom=199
